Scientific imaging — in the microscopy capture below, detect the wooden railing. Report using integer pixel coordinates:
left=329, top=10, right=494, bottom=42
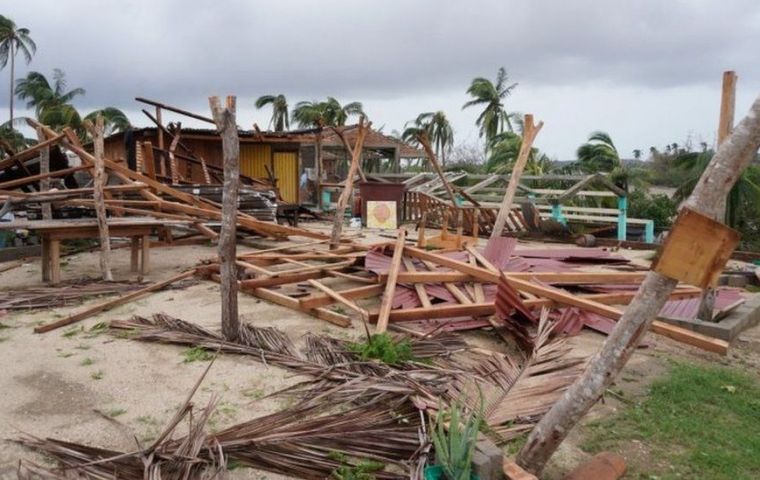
left=402, top=191, right=529, bottom=236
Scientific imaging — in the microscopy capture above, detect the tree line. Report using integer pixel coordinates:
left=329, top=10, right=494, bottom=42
left=0, top=15, right=131, bottom=148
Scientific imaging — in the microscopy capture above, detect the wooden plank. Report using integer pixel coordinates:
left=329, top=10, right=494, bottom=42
left=299, top=283, right=385, bottom=310
left=236, top=281, right=351, bottom=327
left=142, top=141, right=157, bottom=180
left=0, top=133, right=65, bottom=171
left=0, top=165, right=90, bottom=190
left=376, top=229, right=406, bottom=333
left=403, top=257, right=432, bottom=308
left=307, top=279, right=369, bottom=320
left=34, top=270, right=197, bottom=333
left=381, top=271, right=649, bottom=284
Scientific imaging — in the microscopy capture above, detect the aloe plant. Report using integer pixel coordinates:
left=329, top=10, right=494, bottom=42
left=431, top=398, right=483, bottom=480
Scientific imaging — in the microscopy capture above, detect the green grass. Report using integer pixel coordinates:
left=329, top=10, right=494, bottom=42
left=107, top=408, right=127, bottom=417
left=62, top=326, right=83, bottom=338
left=583, top=362, right=760, bottom=480
left=181, top=346, right=214, bottom=363
left=90, top=370, right=104, bottom=380
left=79, top=357, right=94, bottom=366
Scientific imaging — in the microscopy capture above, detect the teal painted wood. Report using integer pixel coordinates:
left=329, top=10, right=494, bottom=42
left=424, top=465, right=479, bottom=480
left=617, top=196, right=628, bottom=241
left=551, top=203, right=566, bottom=225
left=644, top=219, right=654, bottom=243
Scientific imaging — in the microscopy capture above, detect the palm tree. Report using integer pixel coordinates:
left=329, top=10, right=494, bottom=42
left=402, top=111, right=454, bottom=166
left=15, top=69, right=130, bottom=139
left=0, top=15, right=36, bottom=127
left=576, top=131, right=621, bottom=173
left=255, top=94, right=289, bottom=131
left=485, top=131, right=553, bottom=175
left=674, top=151, right=760, bottom=229
left=462, top=67, right=518, bottom=150
left=84, top=108, right=131, bottom=136
left=292, top=97, right=364, bottom=128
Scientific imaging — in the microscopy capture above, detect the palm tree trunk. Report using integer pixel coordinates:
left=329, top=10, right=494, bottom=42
left=9, top=41, right=14, bottom=128
left=516, top=93, right=760, bottom=475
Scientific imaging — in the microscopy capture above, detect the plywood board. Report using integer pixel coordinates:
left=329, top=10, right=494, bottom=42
left=652, top=208, right=740, bottom=288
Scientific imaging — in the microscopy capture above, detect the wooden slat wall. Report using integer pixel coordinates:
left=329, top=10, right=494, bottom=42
left=273, top=151, right=298, bottom=203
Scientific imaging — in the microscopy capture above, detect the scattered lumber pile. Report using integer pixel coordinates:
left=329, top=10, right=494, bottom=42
left=196, top=233, right=734, bottom=354
left=0, top=119, right=332, bottom=245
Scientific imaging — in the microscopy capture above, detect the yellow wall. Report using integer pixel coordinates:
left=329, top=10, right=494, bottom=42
left=273, top=151, right=298, bottom=203
left=240, top=144, right=271, bottom=178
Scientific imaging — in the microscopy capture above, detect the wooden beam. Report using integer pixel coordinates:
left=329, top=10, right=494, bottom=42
left=491, top=114, right=543, bottom=239
left=0, top=133, right=65, bottom=172
left=299, top=283, right=385, bottom=310
left=0, top=165, right=90, bottom=190
left=330, top=117, right=369, bottom=249
left=307, top=279, right=369, bottom=320
left=376, top=229, right=406, bottom=333
left=403, top=257, right=432, bottom=308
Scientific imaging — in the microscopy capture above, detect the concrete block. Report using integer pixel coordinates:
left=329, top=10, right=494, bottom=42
left=472, top=436, right=504, bottom=480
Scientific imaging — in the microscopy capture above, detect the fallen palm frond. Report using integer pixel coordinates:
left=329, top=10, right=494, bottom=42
left=111, top=314, right=455, bottom=406
left=0, top=279, right=150, bottom=311
left=16, top=365, right=425, bottom=480
left=112, top=312, right=584, bottom=443
left=448, top=308, right=586, bottom=441
left=16, top=360, right=227, bottom=480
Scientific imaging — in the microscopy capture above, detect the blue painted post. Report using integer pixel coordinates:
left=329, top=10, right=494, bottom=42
left=551, top=203, right=566, bottom=225
left=644, top=220, right=655, bottom=243
left=617, top=196, right=628, bottom=241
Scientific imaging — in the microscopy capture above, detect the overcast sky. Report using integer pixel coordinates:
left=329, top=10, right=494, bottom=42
left=3, top=0, right=760, bottom=159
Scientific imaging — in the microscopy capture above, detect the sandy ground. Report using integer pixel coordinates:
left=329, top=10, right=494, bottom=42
left=0, top=226, right=758, bottom=479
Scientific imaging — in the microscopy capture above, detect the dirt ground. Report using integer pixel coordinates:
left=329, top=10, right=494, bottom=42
left=1, top=228, right=759, bottom=479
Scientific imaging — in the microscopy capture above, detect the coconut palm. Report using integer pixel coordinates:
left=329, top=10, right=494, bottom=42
left=15, top=69, right=130, bottom=139
left=402, top=111, right=454, bottom=166
left=576, top=131, right=621, bottom=173
left=0, top=123, right=33, bottom=155
left=674, top=151, right=760, bottom=229
left=0, top=15, right=36, bottom=127
left=292, top=97, right=364, bottom=128
left=485, top=131, right=553, bottom=176
left=463, top=67, right=518, bottom=149
left=255, top=94, right=289, bottom=131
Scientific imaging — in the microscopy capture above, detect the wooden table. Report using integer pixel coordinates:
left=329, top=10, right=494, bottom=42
left=0, top=218, right=187, bottom=284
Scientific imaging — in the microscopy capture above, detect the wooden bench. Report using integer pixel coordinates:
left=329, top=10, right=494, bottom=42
left=0, top=218, right=186, bottom=284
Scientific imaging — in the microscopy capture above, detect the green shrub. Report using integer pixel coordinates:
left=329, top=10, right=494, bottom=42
left=348, top=333, right=414, bottom=365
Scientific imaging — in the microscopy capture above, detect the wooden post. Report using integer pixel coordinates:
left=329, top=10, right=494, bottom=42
left=376, top=229, right=406, bottom=333
left=90, top=115, right=113, bottom=281
left=329, top=117, right=370, bottom=249
left=516, top=93, right=760, bottom=475
left=697, top=70, right=737, bottom=321
left=36, top=128, right=52, bottom=220
left=168, top=122, right=182, bottom=184
left=334, top=126, right=368, bottom=182
left=417, top=132, right=457, bottom=205
left=491, top=114, right=543, bottom=239
left=209, top=96, right=240, bottom=342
